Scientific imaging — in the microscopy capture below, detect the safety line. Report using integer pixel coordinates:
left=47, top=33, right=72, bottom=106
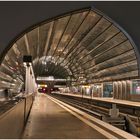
left=47, top=95, right=118, bottom=139
left=47, top=95, right=139, bottom=139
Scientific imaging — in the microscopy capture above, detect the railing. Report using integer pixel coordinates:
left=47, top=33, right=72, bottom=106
left=0, top=94, right=34, bottom=138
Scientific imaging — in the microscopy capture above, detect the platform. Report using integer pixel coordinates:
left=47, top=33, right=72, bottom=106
left=22, top=93, right=139, bottom=139
left=22, top=93, right=106, bottom=139
left=58, top=92, right=140, bottom=107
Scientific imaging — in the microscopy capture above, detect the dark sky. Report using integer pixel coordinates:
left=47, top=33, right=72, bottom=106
left=0, top=1, right=140, bottom=57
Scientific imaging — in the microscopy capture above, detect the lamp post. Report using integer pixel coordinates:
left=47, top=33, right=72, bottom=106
left=23, top=55, right=36, bottom=94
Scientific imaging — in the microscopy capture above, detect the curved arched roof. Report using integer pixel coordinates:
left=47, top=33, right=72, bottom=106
left=0, top=7, right=139, bottom=90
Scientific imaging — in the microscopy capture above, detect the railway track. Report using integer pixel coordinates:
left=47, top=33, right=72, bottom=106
left=48, top=93, right=140, bottom=137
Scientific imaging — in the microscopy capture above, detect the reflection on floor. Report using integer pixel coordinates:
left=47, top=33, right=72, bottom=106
left=22, top=93, right=106, bottom=139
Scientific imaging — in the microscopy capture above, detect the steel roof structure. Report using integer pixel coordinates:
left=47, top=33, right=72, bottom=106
left=0, top=7, right=139, bottom=90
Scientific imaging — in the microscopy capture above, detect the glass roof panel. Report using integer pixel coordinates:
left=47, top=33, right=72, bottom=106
left=0, top=8, right=139, bottom=87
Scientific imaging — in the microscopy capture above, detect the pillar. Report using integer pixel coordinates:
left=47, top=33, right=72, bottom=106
left=113, top=82, right=117, bottom=99
left=122, top=81, right=126, bottom=100
left=25, top=66, right=31, bottom=94
left=25, top=64, right=37, bottom=94
left=126, top=80, right=131, bottom=100
left=113, top=80, right=131, bottom=100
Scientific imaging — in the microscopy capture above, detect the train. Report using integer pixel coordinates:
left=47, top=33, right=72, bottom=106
left=38, top=86, right=60, bottom=94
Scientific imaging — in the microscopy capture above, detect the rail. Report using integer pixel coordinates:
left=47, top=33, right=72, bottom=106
left=49, top=92, right=140, bottom=137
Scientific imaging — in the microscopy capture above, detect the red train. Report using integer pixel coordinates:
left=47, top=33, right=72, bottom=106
left=38, top=87, right=60, bottom=94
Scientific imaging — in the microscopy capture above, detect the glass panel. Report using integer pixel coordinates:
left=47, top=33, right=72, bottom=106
left=67, top=30, right=126, bottom=70
left=89, top=60, right=137, bottom=78
left=26, top=28, right=38, bottom=59
left=39, top=22, right=53, bottom=57
left=103, top=83, right=113, bottom=97
left=3, top=49, right=24, bottom=76
left=48, top=16, right=70, bottom=56
left=65, top=19, right=116, bottom=70
left=95, top=40, right=133, bottom=64
left=89, top=70, right=138, bottom=83
left=85, top=60, right=138, bottom=82
left=12, top=44, right=21, bottom=56
left=0, top=71, right=13, bottom=82
left=0, top=63, right=14, bottom=77
left=64, top=11, right=102, bottom=59
left=71, top=46, right=136, bottom=75
left=7, top=49, right=20, bottom=66
left=95, top=50, right=136, bottom=71
left=131, top=80, right=140, bottom=94
left=16, top=37, right=28, bottom=57
left=92, top=84, right=102, bottom=97
left=55, top=11, right=88, bottom=60
left=90, top=32, right=127, bottom=57
left=0, top=81, right=11, bottom=89
left=4, top=54, right=17, bottom=69
left=87, top=25, right=120, bottom=51
left=111, top=70, right=138, bottom=80
left=66, top=17, right=110, bottom=62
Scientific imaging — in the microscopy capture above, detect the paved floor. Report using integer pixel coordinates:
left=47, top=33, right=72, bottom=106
left=22, top=93, right=106, bottom=139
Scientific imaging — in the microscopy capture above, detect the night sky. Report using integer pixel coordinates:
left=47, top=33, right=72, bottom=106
left=0, top=1, right=140, bottom=57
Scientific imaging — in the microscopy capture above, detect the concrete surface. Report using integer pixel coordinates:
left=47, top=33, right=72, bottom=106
left=22, top=93, right=106, bottom=139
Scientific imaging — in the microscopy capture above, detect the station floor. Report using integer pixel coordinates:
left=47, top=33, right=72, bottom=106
left=22, top=93, right=106, bottom=139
